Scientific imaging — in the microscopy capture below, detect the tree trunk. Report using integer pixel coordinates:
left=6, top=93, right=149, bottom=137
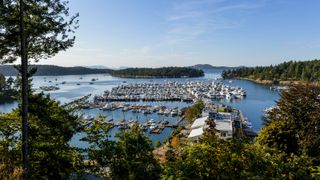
left=19, top=0, right=29, bottom=179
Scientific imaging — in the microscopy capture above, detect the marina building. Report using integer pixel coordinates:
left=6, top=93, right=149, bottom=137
left=188, top=112, right=234, bottom=141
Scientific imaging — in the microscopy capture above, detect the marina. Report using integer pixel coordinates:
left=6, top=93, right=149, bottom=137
left=79, top=80, right=252, bottom=138
left=93, top=81, right=246, bottom=103
left=0, top=73, right=280, bottom=145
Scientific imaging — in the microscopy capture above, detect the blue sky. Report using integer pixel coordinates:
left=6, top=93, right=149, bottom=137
left=45, top=0, right=320, bottom=68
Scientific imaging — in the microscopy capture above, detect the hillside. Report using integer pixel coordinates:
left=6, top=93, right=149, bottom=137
left=191, top=64, right=234, bottom=73
left=0, top=65, right=112, bottom=76
left=222, top=59, right=320, bottom=84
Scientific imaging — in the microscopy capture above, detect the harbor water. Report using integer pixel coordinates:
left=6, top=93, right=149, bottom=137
left=0, top=73, right=280, bottom=147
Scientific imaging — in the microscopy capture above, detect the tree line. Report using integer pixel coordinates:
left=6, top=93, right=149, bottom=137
left=0, top=83, right=319, bottom=179
left=0, top=65, right=113, bottom=76
left=222, top=59, right=320, bottom=82
left=111, top=67, right=204, bottom=78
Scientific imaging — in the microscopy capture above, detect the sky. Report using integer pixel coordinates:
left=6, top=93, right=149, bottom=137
left=43, top=0, right=320, bottom=68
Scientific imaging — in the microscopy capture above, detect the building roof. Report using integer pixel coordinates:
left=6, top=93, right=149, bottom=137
left=216, top=112, right=232, bottom=121
left=188, top=127, right=204, bottom=138
left=191, top=116, right=208, bottom=129
left=215, top=120, right=232, bottom=132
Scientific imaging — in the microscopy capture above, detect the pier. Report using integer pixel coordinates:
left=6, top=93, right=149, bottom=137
left=93, top=81, right=246, bottom=103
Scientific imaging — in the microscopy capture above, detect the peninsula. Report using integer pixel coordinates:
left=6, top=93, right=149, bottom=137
left=222, top=59, right=320, bottom=85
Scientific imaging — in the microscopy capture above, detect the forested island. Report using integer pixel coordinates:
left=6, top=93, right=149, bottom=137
left=222, top=59, right=320, bottom=84
left=0, top=65, right=112, bottom=76
left=0, top=65, right=204, bottom=78
left=111, top=67, right=204, bottom=78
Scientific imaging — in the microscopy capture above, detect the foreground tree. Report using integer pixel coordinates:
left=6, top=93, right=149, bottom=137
left=257, top=84, right=320, bottom=164
left=83, top=125, right=161, bottom=179
left=0, top=0, right=78, bottom=176
left=162, top=132, right=312, bottom=179
left=0, top=93, right=85, bottom=179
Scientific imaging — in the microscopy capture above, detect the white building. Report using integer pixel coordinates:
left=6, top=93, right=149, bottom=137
left=188, top=112, right=233, bottom=141
left=214, top=120, right=233, bottom=140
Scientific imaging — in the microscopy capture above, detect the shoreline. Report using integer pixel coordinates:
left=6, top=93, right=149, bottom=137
left=233, top=77, right=308, bottom=86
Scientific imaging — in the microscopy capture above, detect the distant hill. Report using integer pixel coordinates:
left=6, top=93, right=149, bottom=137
left=191, top=64, right=234, bottom=73
left=0, top=65, right=112, bottom=76
left=85, top=65, right=110, bottom=69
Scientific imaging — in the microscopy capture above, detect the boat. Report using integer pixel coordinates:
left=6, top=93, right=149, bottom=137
left=139, top=124, right=148, bottom=131
left=39, top=86, right=60, bottom=91
left=102, top=104, right=113, bottom=111
left=158, top=109, right=165, bottom=115
left=163, top=109, right=171, bottom=116
left=146, top=119, right=155, bottom=125
left=83, top=115, right=94, bottom=121
left=242, top=118, right=253, bottom=129
left=171, top=109, right=178, bottom=116
left=226, top=93, right=233, bottom=100
left=143, top=109, right=152, bottom=114
left=149, top=123, right=156, bottom=130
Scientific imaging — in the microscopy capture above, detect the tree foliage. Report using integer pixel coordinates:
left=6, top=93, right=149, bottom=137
left=0, top=0, right=79, bottom=63
left=0, top=93, right=84, bottom=179
left=0, top=74, right=18, bottom=104
left=257, top=84, right=320, bottom=164
left=222, top=60, right=320, bottom=82
left=162, top=134, right=312, bottom=179
left=184, top=100, right=205, bottom=123
left=83, top=125, right=161, bottom=179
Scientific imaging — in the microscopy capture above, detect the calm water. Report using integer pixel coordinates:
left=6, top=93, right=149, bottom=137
left=0, top=73, right=279, bottom=146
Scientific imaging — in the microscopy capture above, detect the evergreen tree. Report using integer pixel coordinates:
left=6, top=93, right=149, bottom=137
left=0, top=93, right=85, bottom=179
left=0, top=0, right=78, bottom=176
left=257, top=84, right=320, bottom=164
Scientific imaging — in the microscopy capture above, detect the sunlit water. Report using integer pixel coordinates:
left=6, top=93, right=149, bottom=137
left=0, top=73, right=279, bottom=147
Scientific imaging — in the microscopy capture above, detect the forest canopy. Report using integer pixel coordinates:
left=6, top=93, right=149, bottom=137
left=222, top=59, right=320, bottom=82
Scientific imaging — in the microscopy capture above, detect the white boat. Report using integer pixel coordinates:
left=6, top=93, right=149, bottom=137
left=226, top=93, right=233, bottom=100
left=149, top=123, right=156, bottom=130
left=147, top=119, right=155, bottom=125
left=171, top=109, right=178, bottom=116
left=83, top=115, right=94, bottom=121
left=163, top=109, right=171, bottom=116
left=102, top=104, right=112, bottom=111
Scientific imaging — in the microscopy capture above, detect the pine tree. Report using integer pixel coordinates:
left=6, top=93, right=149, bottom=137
left=0, top=0, right=78, bottom=177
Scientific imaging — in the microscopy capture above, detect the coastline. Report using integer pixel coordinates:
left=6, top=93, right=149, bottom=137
left=234, top=77, right=307, bottom=86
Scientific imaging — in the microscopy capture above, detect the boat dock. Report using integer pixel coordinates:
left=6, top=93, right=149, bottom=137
left=93, top=81, right=246, bottom=103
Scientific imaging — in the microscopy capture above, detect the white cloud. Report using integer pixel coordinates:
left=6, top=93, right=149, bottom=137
left=164, top=0, right=267, bottom=45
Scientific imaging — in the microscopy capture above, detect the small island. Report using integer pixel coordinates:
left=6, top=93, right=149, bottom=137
left=111, top=67, right=204, bottom=78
